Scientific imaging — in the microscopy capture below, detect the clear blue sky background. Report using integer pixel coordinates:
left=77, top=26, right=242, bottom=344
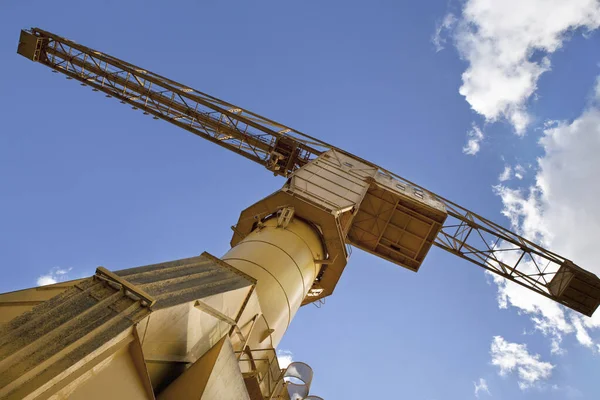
left=1, top=1, right=598, bottom=399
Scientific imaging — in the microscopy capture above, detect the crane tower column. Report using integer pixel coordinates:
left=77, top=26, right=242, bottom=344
left=223, top=215, right=324, bottom=347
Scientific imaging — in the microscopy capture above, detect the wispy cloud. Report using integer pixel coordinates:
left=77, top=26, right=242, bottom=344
left=474, top=378, right=491, bottom=397
left=432, top=13, right=457, bottom=52
left=514, top=164, right=526, bottom=180
left=551, top=384, right=584, bottom=399
left=36, top=267, right=72, bottom=286
left=490, top=336, right=553, bottom=390
left=498, top=165, right=512, bottom=182
left=463, top=123, right=484, bottom=155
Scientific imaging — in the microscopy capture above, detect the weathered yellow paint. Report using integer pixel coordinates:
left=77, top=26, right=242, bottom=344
left=61, top=341, right=152, bottom=400
left=132, top=283, right=256, bottom=392
left=158, top=336, right=249, bottom=400
left=0, top=279, right=84, bottom=326
left=0, top=254, right=263, bottom=399
left=0, top=230, right=315, bottom=399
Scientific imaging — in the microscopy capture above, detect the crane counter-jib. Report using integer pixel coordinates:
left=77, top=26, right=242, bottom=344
left=15, top=27, right=600, bottom=317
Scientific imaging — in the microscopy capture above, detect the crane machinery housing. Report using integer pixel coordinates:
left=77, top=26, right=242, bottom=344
left=1, top=27, right=600, bottom=399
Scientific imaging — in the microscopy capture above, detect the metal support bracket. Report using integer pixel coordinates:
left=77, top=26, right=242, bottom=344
left=95, top=267, right=156, bottom=308
left=277, top=207, right=295, bottom=229
left=194, top=299, right=238, bottom=326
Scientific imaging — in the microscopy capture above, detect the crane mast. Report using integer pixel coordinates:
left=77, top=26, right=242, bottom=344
left=2, top=27, right=600, bottom=400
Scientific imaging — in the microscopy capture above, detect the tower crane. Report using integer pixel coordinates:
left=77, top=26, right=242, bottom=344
left=1, top=27, right=599, bottom=400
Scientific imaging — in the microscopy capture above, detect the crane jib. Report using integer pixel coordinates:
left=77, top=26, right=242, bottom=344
left=16, top=27, right=600, bottom=317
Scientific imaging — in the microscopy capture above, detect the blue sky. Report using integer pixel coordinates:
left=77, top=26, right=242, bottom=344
left=1, top=1, right=600, bottom=399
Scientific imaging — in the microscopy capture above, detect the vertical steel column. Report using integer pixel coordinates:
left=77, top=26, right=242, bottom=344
left=222, top=218, right=324, bottom=347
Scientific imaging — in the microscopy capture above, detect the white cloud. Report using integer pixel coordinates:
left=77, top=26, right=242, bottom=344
left=463, top=123, right=484, bottom=155
left=474, top=378, right=491, bottom=397
left=437, top=0, right=600, bottom=134
left=37, top=275, right=57, bottom=286
left=571, top=315, right=594, bottom=348
left=432, top=13, right=457, bottom=52
left=493, top=78, right=600, bottom=350
left=491, top=336, right=554, bottom=389
left=498, top=165, right=512, bottom=181
left=514, top=164, right=526, bottom=180
left=488, top=273, right=572, bottom=354
left=277, top=349, right=294, bottom=369
left=36, top=267, right=72, bottom=286
left=552, top=384, right=584, bottom=399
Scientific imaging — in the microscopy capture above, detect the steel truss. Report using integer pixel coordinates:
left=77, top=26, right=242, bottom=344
left=22, top=27, right=597, bottom=314
left=28, top=28, right=330, bottom=177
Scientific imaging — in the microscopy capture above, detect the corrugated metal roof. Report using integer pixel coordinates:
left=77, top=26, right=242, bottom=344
left=116, top=252, right=255, bottom=309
